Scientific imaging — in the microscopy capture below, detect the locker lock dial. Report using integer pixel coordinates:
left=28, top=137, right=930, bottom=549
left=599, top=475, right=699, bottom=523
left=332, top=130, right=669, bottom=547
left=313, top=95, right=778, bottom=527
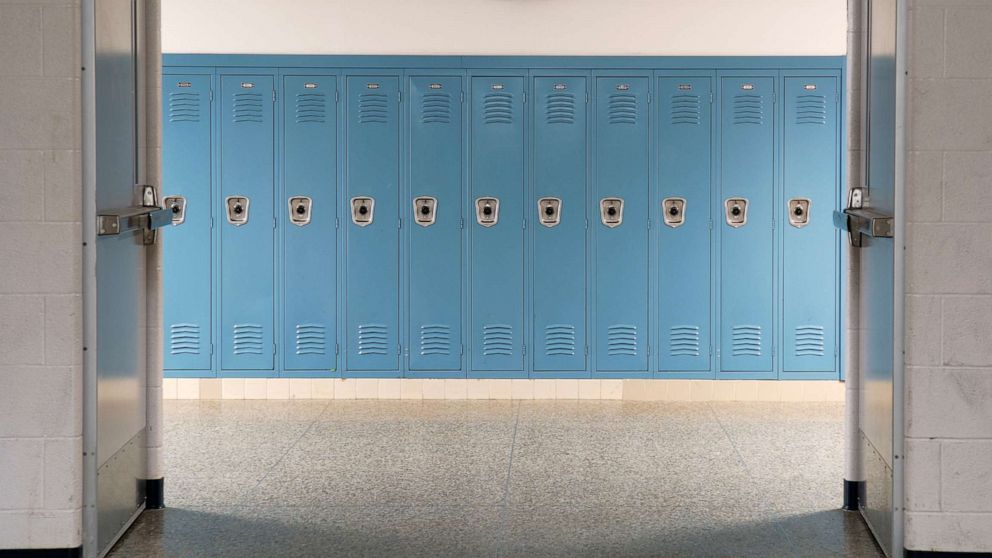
left=475, top=197, right=499, bottom=227
left=413, top=196, right=437, bottom=227
left=600, top=198, right=623, bottom=228
left=225, top=196, right=250, bottom=226
left=662, top=197, right=686, bottom=228
left=351, top=197, right=374, bottom=227
left=163, top=195, right=186, bottom=226
left=288, top=196, right=312, bottom=227
left=724, top=198, right=748, bottom=228
left=538, top=197, right=561, bottom=228
left=788, top=198, right=811, bottom=228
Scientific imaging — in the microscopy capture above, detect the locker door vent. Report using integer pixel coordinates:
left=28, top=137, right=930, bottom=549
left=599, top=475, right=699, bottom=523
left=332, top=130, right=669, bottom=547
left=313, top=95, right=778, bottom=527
left=168, top=92, right=200, bottom=123
left=358, top=93, right=389, bottom=124
left=483, top=92, right=513, bottom=125
left=606, top=325, right=638, bottom=356
left=670, top=94, right=700, bottom=125
left=544, top=324, right=577, bottom=356
left=482, top=324, right=513, bottom=356
left=357, top=324, right=389, bottom=355
left=295, top=93, right=327, bottom=124
left=668, top=325, right=701, bottom=357
left=421, top=92, right=452, bottom=124
left=419, top=324, right=452, bottom=356
left=795, top=94, right=827, bottom=125
left=794, top=325, right=826, bottom=356
left=232, top=324, right=264, bottom=355
left=731, top=325, right=762, bottom=356
left=546, top=93, right=576, bottom=124
left=169, top=323, right=201, bottom=355
left=295, top=324, right=326, bottom=355
left=732, top=94, right=764, bottom=125
left=607, top=94, right=638, bottom=125
left=232, top=92, right=264, bottom=123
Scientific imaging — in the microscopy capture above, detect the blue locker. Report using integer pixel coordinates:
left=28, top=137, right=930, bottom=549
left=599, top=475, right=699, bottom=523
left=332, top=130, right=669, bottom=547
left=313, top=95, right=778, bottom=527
left=408, top=75, right=463, bottom=372
left=594, top=76, right=650, bottom=373
left=532, top=76, right=587, bottom=373
left=219, top=74, right=275, bottom=371
left=162, top=74, right=212, bottom=371
left=719, top=74, right=775, bottom=375
left=658, top=75, right=712, bottom=374
left=345, top=75, right=400, bottom=372
left=782, top=75, right=838, bottom=375
left=470, top=75, right=525, bottom=373
left=282, top=75, right=337, bottom=372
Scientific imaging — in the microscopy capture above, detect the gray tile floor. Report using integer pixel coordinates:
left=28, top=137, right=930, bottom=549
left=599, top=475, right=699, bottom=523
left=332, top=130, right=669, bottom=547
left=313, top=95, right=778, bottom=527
left=108, top=400, right=884, bottom=558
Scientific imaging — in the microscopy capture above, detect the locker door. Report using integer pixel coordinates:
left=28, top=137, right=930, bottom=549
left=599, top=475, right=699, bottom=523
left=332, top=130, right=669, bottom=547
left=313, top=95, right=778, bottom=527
left=283, top=75, right=337, bottom=371
left=719, top=75, right=775, bottom=374
left=594, top=76, right=650, bottom=373
left=345, top=75, right=399, bottom=372
left=220, top=74, right=275, bottom=371
left=163, top=74, right=212, bottom=371
left=533, top=76, right=587, bottom=372
left=409, top=75, right=463, bottom=372
left=658, top=76, right=712, bottom=373
left=783, top=76, right=838, bottom=375
left=470, top=76, right=525, bottom=373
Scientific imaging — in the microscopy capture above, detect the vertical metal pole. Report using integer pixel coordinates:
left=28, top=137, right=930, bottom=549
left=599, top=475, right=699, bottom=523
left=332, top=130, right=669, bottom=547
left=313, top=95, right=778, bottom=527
left=80, top=0, right=99, bottom=555
left=892, top=0, right=908, bottom=554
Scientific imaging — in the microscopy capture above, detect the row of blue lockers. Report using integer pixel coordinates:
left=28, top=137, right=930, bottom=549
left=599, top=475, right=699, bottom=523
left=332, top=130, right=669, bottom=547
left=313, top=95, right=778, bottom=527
left=162, top=55, right=845, bottom=380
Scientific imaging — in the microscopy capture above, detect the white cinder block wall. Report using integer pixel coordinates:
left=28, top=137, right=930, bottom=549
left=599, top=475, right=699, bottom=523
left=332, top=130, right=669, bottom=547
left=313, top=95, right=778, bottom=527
left=0, top=0, right=84, bottom=549
left=904, top=0, right=992, bottom=552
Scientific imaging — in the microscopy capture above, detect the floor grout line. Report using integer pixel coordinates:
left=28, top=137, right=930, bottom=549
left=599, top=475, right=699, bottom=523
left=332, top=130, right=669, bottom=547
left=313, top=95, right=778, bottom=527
left=495, top=400, right=522, bottom=558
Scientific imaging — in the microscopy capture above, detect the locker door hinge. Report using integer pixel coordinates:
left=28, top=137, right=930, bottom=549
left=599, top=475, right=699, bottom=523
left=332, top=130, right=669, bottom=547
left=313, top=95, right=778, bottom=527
left=460, top=344, right=464, bottom=356
left=647, top=218, right=652, bottom=230
left=709, top=92, right=713, bottom=104
left=335, top=90, right=340, bottom=103
left=584, top=345, right=589, bottom=356
left=273, top=217, right=277, bottom=229
left=585, top=218, right=589, bottom=230
left=209, top=89, right=214, bottom=102
left=335, top=343, right=340, bottom=356
left=398, top=218, right=403, bottom=229
left=210, top=217, right=215, bottom=229
left=273, top=343, right=277, bottom=355
left=647, top=344, right=651, bottom=356
left=210, top=343, right=214, bottom=355
left=460, top=217, right=465, bottom=229
left=273, top=90, right=277, bottom=102
left=648, top=92, right=652, bottom=104
left=522, top=344, right=527, bottom=356
left=397, top=91, right=402, bottom=103
left=522, top=92, right=527, bottom=104
left=397, top=344, right=402, bottom=355
left=522, top=219, right=527, bottom=230
left=709, top=345, right=713, bottom=356
left=460, top=91, right=465, bottom=103
left=335, top=217, right=339, bottom=229
left=708, top=218, right=713, bottom=230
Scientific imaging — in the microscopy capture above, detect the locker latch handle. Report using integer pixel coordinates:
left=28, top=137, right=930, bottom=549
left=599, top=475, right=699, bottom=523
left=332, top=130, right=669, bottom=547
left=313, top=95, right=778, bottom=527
left=413, top=196, right=437, bottom=227
left=724, top=198, right=748, bottom=228
left=538, top=197, right=561, bottom=228
left=351, top=197, right=374, bottom=226
left=662, top=197, right=686, bottom=228
left=788, top=198, right=811, bottom=228
left=289, top=196, right=312, bottom=227
left=476, top=197, right=499, bottom=227
left=225, top=196, right=250, bottom=226
left=599, top=198, right=623, bottom=228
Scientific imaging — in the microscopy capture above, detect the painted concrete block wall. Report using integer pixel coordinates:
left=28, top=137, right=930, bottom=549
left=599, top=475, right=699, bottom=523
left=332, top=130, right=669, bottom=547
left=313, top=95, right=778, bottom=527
left=904, top=0, right=992, bottom=552
left=161, top=0, right=848, bottom=56
left=0, top=0, right=84, bottom=549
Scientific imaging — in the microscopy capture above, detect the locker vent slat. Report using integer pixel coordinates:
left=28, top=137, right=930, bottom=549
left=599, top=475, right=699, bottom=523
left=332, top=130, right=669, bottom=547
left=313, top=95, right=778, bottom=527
left=358, top=93, right=389, bottom=124
left=731, top=325, right=762, bottom=357
left=482, top=324, right=513, bottom=356
left=232, top=324, right=264, bottom=355
left=546, top=93, right=575, bottom=124
left=419, top=324, right=452, bottom=356
left=668, top=325, right=701, bottom=357
left=606, top=324, right=638, bottom=356
left=232, top=92, right=264, bottom=123
left=795, top=94, right=827, bottom=125
left=421, top=92, right=451, bottom=124
left=295, top=324, right=326, bottom=355
left=169, top=323, right=200, bottom=355
left=168, top=92, right=200, bottom=123
left=794, top=325, right=826, bottom=356
left=357, top=324, right=389, bottom=355
left=544, top=324, right=576, bottom=356
left=295, top=92, right=326, bottom=124
left=670, top=94, right=700, bottom=125
left=483, top=92, right=514, bottom=125
left=732, top=94, right=764, bottom=125
left=608, top=94, right=638, bottom=125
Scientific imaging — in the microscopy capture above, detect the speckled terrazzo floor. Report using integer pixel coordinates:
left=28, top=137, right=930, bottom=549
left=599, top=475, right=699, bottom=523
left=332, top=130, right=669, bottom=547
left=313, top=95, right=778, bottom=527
left=107, top=400, right=884, bottom=558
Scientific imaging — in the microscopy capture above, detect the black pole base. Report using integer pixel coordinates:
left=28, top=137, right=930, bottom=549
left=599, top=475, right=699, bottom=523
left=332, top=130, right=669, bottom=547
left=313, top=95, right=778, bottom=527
left=843, top=479, right=865, bottom=511
left=145, top=477, right=165, bottom=509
